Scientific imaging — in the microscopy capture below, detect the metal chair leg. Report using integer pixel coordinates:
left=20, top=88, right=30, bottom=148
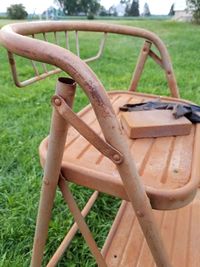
left=59, top=177, right=107, bottom=267
left=47, top=191, right=99, bottom=267
left=31, top=77, right=76, bottom=267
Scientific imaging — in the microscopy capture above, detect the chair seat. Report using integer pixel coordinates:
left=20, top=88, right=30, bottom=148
left=39, top=91, right=200, bottom=210
left=103, top=189, right=200, bottom=267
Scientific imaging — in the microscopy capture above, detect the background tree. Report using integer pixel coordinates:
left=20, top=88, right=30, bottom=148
left=123, top=0, right=139, bottom=16
left=99, top=6, right=108, bottom=16
left=7, top=4, right=28, bottom=19
left=81, top=0, right=100, bottom=16
left=120, top=0, right=130, bottom=4
left=108, top=5, right=118, bottom=16
left=55, top=0, right=100, bottom=16
left=168, top=3, right=175, bottom=16
left=143, top=3, right=151, bottom=16
left=55, top=0, right=78, bottom=15
left=120, top=0, right=130, bottom=16
left=187, top=0, right=200, bottom=24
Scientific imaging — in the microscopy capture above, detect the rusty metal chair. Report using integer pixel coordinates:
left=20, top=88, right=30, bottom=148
left=1, top=21, right=200, bottom=267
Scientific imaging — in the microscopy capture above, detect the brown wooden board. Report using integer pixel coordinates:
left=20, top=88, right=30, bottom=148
left=120, top=109, right=192, bottom=138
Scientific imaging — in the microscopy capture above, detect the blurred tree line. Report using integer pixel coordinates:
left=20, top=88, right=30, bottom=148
left=187, top=0, right=200, bottom=24
left=55, top=0, right=101, bottom=18
left=55, top=0, right=140, bottom=17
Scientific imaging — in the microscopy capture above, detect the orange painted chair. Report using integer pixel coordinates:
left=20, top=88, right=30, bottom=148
left=1, top=21, right=200, bottom=267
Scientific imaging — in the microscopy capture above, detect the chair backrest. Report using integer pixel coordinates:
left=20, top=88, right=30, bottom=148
left=0, top=21, right=179, bottom=97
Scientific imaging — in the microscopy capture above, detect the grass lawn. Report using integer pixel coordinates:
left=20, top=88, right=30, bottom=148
left=0, top=19, right=200, bottom=266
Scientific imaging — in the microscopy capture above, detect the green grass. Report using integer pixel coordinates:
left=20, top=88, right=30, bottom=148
left=0, top=19, right=200, bottom=266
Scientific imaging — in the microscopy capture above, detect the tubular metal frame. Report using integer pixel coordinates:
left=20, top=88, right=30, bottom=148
left=0, top=21, right=183, bottom=266
left=0, top=21, right=179, bottom=97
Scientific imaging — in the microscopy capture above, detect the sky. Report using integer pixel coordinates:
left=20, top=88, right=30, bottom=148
left=0, top=0, right=187, bottom=15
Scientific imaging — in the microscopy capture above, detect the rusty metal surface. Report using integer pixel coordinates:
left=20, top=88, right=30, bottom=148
left=59, top=176, right=107, bottom=266
left=30, top=77, right=77, bottom=267
left=47, top=190, right=99, bottom=267
left=103, top=192, right=200, bottom=267
left=40, top=91, right=200, bottom=211
left=0, top=21, right=179, bottom=97
left=0, top=22, right=190, bottom=266
left=52, top=94, right=123, bottom=165
left=129, top=40, right=152, bottom=91
left=7, top=30, right=107, bottom=87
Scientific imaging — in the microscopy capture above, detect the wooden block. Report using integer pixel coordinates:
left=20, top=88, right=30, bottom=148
left=120, top=110, right=192, bottom=138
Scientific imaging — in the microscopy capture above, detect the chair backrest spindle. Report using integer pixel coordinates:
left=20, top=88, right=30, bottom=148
left=75, top=30, right=80, bottom=58
left=65, top=30, right=70, bottom=50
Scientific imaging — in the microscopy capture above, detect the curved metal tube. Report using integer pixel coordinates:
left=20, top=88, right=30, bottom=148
left=0, top=21, right=179, bottom=94
left=0, top=22, right=175, bottom=266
